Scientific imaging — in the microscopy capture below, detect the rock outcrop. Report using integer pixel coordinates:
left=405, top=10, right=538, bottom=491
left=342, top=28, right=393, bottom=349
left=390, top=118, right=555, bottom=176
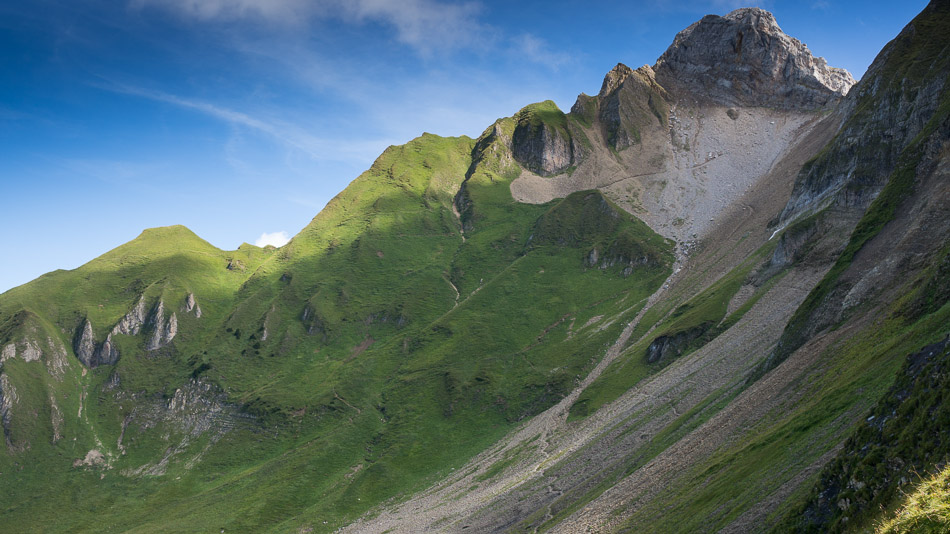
left=595, top=63, right=670, bottom=150
left=777, top=2, right=950, bottom=225
left=146, top=300, right=178, bottom=351
left=74, top=319, right=98, bottom=367
left=645, top=325, right=710, bottom=364
left=73, top=319, right=120, bottom=368
left=0, top=330, right=71, bottom=450
left=302, top=304, right=328, bottom=342
left=119, top=378, right=249, bottom=477
left=1, top=341, right=41, bottom=363
left=3, top=340, right=69, bottom=383
left=0, top=372, right=16, bottom=449
left=112, top=295, right=148, bottom=336
left=654, top=7, right=854, bottom=109
left=72, top=296, right=179, bottom=366
left=759, top=0, right=950, bottom=378
left=96, top=334, right=120, bottom=366
left=798, top=336, right=950, bottom=528
left=509, top=101, right=579, bottom=176
left=43, top=336, right=69, bottom=379
left=81, top=296, right=149, bottom=367
left=184, top=293, right=202, bottom=318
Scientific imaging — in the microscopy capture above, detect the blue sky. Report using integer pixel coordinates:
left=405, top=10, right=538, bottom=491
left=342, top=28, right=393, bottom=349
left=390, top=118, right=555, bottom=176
left=0, top=0, right=929, bottom=293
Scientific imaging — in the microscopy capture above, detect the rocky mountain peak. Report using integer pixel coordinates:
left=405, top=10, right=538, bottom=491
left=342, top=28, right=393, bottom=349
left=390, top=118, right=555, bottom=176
left=722, top=6, right=778, bottom=28
left=653, top=7, right=855, bottom=109
left=599, top=63, right=635, bottom=96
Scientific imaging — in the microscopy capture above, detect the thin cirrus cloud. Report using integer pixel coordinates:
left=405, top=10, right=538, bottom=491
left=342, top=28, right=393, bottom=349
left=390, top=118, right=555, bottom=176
left=129, top=0, right=487, bottom=54
left=94, top=79, right=394, bottom=164
left=131, top=0, right=569, bottom=68
left=512, top=34, right=574, bottom=71
left=128, top=0, right=312, bottom=22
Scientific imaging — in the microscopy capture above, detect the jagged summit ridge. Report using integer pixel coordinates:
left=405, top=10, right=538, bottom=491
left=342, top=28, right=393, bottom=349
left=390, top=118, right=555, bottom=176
left=654, top=7, right=855, bottom=109
left=598, top=63, right=635, bottom=96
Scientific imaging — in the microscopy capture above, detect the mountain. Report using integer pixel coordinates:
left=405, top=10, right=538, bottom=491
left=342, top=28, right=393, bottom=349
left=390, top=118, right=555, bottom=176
left=1, top=3, right=948, bottom=533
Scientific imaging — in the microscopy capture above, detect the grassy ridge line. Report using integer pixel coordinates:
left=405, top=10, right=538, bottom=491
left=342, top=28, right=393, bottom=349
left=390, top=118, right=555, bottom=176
left=0, top=225, right=269, bottom=332
left=0, top=123, right=675, bottom=534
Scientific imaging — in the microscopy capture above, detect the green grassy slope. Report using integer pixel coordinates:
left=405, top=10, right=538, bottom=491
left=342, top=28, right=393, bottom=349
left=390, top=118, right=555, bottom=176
left=0, top=120, right=673, bottom=532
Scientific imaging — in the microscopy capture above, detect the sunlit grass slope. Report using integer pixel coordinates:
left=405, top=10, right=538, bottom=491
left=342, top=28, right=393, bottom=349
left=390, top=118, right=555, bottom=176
left=0, top=124, right=673, bottom=532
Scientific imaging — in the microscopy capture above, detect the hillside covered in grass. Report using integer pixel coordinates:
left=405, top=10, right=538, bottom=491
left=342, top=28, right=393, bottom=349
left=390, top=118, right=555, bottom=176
left=0, top=129, right=673, bottom=532
left=2, top=3, right=949, bottom=533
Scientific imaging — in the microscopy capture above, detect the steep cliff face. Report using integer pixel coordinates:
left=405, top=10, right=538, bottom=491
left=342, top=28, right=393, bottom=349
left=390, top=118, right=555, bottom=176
left=183, top=293, right=201, bottom=318
left=786, top=337, right=950, bottom=532
left=146, top=300, right=178, bottom=351
left=778, top=1, right=950, bottom=225
left=118, top=378, right=249, bottom=478
left=509, top=100, right=583, bottom=176
left=113, top=295, right=148, bottom=336
left=764, top=0, right=950, bottom=370
left=0, top=372, right=16, bottom=449
left=654, top=7, right=854, bottom=109
left=0, top=311, right=76, bottom=453
left=593, top=63, right=670, bottom=151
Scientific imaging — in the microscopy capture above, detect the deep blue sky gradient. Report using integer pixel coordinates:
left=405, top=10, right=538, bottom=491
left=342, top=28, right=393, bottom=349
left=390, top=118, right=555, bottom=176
left=0, top=0, right=929, bottom=293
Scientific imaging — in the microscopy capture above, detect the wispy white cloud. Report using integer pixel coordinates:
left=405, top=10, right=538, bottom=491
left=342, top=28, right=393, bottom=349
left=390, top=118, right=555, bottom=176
left=128, top=0, right=313, bottom=24
left=93, top=80, right=393, bottom=163
left=341, top=0, right=486, bottom=53
left=111, top=1, right=577, bottom=174
left=218, top=33, right=563, bottom=141
left=108, top=83, right=318, bottom=152
left=254, top=230, right=289, bottom=247
left=124, top=0, right=575, bottom=141
left=130, top=0, right=487, bottom=54
left=511, top=34, right=573, bottom=70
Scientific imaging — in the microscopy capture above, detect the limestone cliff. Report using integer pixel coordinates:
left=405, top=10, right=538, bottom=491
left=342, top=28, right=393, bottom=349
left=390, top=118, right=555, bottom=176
left=510, top=8, right=853, bottom=246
